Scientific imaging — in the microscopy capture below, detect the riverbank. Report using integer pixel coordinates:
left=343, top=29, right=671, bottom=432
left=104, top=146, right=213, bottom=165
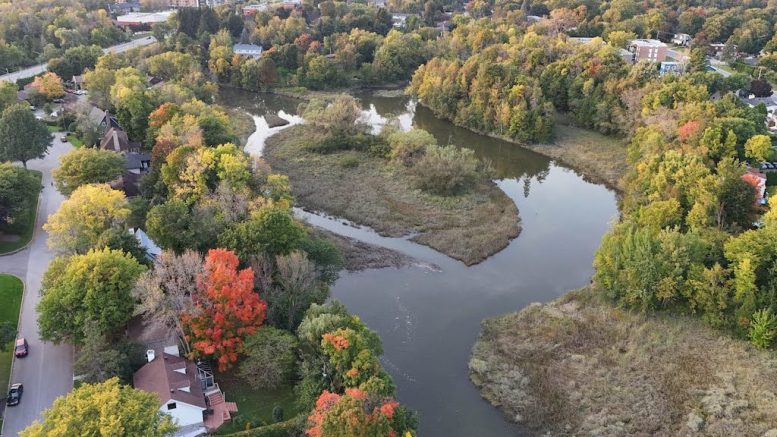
left=312, top=228, right=422, bottom=271
left=469, top=288, right=777, bottom=435
left=526, top=119, right=628, bottom=191
left=265, top=125, right=520, bottom=266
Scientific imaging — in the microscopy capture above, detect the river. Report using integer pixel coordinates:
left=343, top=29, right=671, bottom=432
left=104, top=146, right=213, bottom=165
left=220, top=88, right=619, bottom=437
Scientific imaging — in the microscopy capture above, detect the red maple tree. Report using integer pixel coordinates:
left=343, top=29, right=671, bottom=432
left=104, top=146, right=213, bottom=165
left=184, top=248, right=267, bottom=371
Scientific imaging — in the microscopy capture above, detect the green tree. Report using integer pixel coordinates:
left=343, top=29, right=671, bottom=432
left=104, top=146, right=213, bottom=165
left=687, top=48, right=709, bottom=74
left=238, top=327, right=299, bottom=390
left=744, top=135, right=773, bottom=162
left=0, top=164, right=40, bottom=229
left=37, top=248, right=146, bottom=343
left=749, top=308, right=777, bottom=349
left=44, top=184, right=130, bottom=254
left=0, top=81, right=17, bottom=112
left=74, top=320, right=130, bottom=383
left=0, top=104, right=52, bottom=168
left=53, top=149, right=125, bottom=195
left=386, top=128, right=436, bottom=166
left=411, top=144, right=481, bottom=196
left=218, top=206, right=306, bottom=261
left=145, top=199, right=195, bottom=253
left=20, top=378, right=176, bottom=437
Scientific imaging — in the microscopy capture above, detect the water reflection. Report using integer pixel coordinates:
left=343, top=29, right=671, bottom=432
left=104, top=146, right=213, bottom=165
left=218, top=88, right=619, bottom=437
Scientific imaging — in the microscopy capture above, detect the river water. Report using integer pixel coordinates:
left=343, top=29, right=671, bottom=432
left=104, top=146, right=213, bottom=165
left=220, top=88, right=619, bottom=437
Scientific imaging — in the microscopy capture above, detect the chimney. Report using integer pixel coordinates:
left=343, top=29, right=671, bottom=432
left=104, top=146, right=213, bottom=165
left=146, top=349, right=155, bottom=363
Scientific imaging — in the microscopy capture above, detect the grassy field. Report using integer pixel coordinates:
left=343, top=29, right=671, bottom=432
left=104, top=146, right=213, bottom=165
left=0, top=275, right=23, bottom=395
left=470, top=287, right=777, bottom=435
left=264, top=125, right=521, bottom=265
left=216, top=370, right=299, bottom=434
left=0, top=170, right=42, bottom=254
left=65, top=133, right=84, bottom=148
left=526, top=119, right=628, bottom=191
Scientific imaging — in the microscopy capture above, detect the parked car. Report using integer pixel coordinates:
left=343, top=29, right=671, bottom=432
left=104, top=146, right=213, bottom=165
left=14, top=338, right=28, bottom=358
left=6, top=383, right=23, bottom=406
left=52, top=98, right=65, bottom=103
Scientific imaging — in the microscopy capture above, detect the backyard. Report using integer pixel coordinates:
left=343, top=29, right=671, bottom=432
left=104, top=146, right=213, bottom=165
left=215, top=370, right=299, bottom=435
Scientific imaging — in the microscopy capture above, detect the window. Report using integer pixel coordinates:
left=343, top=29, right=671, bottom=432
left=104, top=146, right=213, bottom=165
left=167, top=402, right=177, bottom=410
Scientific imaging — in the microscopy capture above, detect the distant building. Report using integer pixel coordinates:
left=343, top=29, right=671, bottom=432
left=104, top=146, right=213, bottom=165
left=168, top=0, right=199, bottom=7
left=709, top=43, right=737, bottom=59
left=232, top=43, right=263, bottom=59
left=392, top=14, right=409, bottom=28
left=660, top=61, right=683, bottom=75
left=115, top=11, right=175, bottom=29
left=671, top=33, right=691, bottom=46
left=628, top=39, right=668, bottom=63
left=242, top=0, right=300, bottom=15
left=88, top=107, right=120, bottom=131
left=619, top=48, right=634, bottom=63
left=71, top=75, right=84, bottom=91
left=568, top=37, right=604, bottom=46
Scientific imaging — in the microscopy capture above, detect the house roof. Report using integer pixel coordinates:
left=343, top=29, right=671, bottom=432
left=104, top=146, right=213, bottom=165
left=125, top=152, right=151, bottom=170
left=89, top=107, right=107, bottom=126
left=101, top=127, right=139, bottom=152
left=233, top=43, right=263, bottom=53
left=133, top=352, right=207, bottom=409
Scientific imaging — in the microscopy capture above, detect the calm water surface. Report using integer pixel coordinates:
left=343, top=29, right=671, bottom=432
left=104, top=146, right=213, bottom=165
left=220, top=88, right=619, bottom=437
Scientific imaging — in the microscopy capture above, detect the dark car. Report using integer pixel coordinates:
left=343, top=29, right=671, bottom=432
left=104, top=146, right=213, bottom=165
left=6, top=383, right=23, bottom=406
left=14, top=338, right=28, bottom=358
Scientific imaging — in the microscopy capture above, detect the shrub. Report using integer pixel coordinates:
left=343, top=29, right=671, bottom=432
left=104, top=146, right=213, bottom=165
left=411, top=144, right=480, bottom=196
left=338, top=153, right=360, bottom=168
left=387, top=128, right=436, bottom=166
left=749, top=308, right=777, bottom=349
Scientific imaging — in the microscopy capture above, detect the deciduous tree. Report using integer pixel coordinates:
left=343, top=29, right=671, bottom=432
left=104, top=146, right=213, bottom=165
left=0, top=104, right=52, bottom=168
left=53, top=149, right=125, bottom=195
left=20, top=378, right=175, bottom=437
left=239, top=327, right=298, bottom=389
left=185, top=248, right=267, bottom=370
left=44, top=184, right=130, bottom=254
left=37, top=248, right=145, bottom=343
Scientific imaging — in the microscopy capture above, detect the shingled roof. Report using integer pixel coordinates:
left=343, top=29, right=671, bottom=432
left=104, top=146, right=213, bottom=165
left=133, top=352, right=207, bottom=409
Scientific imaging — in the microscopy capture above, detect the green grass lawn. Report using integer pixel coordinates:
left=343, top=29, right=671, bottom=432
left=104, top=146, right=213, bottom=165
left=46, top=125, right=59, bottom=134
left=65, top=133, right=84, bottom=148
left=0, top=170, right=42, bottom=254
left=216, top=370, right=300, bottom=434
left=0, top=275, right=23, bottom=394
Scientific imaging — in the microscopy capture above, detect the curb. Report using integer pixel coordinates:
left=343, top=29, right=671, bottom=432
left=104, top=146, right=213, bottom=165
left=0, top=273, right=26, bottom=437
left=0, top=172, right=44, bottom=257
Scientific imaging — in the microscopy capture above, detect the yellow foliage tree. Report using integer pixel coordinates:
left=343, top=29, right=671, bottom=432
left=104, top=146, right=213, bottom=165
left=20, top=378, right=176, bottom=437
left=43, top=184, right=130, bottom=254
left=31, top=72, right=65, bottom=99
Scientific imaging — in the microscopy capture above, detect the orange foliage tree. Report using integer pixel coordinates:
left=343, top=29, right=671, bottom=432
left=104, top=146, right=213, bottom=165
left=31, top=72, right=65, bottom=99
left=184, top=248, right=267, bottom=370
left=306, top=389, right=415, bottom=437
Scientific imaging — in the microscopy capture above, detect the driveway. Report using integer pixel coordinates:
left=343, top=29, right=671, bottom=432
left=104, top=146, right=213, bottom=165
left=0, top=36, right=156, bottom=83
left=1, top=135, right=73, bottom=436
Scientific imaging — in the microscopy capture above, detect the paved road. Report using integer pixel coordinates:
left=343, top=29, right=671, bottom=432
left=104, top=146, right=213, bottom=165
left=0, top=135, right=74, bottom=436
left=0, top=36, right=157, bottom=83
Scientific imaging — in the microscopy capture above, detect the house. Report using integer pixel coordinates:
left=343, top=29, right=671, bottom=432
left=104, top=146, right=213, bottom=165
left=628, top=39, right=668, bottom=63
left=115, top=11, right=174, bottom=30
left=742, top=169, right=767, bottom=205
left=671, top=33, right=691, bottom=46
left=232, top=43, right=263, bottom=59
left=125, top=152, right=151, bottom=175
left=101, top=127, right=141, bottom=153
left=133, top=346, right=237, bottom=436
left=130, top=228, right=162, bottom=262
left=709, top=43, right=737, bottom=59
left=72, top=75, right=84, bottom=91
left=89, top=107, right=120, bottom=131
left=660, top=61, right=683, bottom=75
left=392, top=13, right=411, bottom=28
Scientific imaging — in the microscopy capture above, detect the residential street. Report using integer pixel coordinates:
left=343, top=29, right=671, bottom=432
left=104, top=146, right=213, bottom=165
left=0, top=136, right=74, bottom=436
left=0, top=36, right=157, bottom=83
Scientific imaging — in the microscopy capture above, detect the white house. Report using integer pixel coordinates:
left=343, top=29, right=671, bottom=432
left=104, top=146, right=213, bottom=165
left=672, top=33, right=691, bottom=46
left=134, top=348, right=207, bottom=431
left=232, top=43, right=263, bottom=59
left=133, top=346, right=238, bottom=435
